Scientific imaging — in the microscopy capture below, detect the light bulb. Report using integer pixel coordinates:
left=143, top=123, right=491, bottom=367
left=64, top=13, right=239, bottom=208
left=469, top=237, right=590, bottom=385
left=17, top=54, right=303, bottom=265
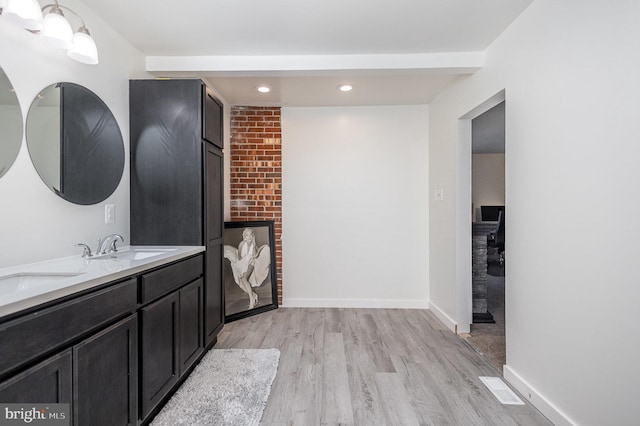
left=40, top=8, right=73, bottom=50
left=68, top=28, right=99, bottom=65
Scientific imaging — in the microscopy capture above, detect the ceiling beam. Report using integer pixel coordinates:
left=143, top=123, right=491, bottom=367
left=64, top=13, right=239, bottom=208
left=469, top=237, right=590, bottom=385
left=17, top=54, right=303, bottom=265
left=146, top=52, right=484, bottom=76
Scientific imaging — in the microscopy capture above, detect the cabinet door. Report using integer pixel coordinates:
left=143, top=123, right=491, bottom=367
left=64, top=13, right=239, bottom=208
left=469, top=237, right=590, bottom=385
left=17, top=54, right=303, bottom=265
left=130, top=79, right=203, bottom=245
left=205, top=144, right=223, bottom=244
left=0, top=350, right=72, bottom=404
left=205, top=243, right=224, bottom=347
left=203, top=87, right=223, bottom=149
left=204, top=143, right=224, bottom=346
left=179, top=279, right=204, bottom=375
left=74, top=315, right=137, bottom=426
left=140, top=292, right=179, bottom=419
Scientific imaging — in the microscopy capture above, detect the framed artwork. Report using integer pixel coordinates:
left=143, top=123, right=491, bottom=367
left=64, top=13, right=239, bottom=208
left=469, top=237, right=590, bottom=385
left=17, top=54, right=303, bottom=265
left=223, top=220, right=278, bottom=322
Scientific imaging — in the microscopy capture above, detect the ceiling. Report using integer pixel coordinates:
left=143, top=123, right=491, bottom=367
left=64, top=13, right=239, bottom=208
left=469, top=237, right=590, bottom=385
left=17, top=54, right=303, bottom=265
left=81, top=0, right=534, bottom=106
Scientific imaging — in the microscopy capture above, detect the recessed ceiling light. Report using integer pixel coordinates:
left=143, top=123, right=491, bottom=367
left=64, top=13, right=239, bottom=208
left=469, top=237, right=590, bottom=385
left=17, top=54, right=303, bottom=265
left=255, top=85, right=271, bottom=93
left=338, top=84, right=353, bottom=92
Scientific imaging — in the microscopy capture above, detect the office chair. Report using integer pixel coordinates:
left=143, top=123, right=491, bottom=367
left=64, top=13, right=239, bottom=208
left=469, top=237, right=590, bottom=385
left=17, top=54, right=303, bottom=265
left=488, top=210, right=505, bottom=265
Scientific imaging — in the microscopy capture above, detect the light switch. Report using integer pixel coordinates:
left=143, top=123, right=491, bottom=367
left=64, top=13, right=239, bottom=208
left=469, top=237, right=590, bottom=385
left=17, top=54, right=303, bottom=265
left=435, top=189, right=444, bottom=201
left=105, top=204, right=115, bottom=224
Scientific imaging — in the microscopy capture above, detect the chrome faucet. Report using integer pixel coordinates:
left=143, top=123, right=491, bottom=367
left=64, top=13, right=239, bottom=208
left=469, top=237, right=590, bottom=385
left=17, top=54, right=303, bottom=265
left=76, top=243, right=93, bottom=258
left=97, top=234, right=124, bottom=255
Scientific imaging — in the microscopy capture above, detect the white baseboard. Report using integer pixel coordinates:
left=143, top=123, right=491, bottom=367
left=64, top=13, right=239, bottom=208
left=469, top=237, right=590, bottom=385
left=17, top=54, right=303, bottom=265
left=281, top=298, right=429, bottom=309
left=427, top=300, right=458, bottom=333
left=503, top=365, right=576, bottom=426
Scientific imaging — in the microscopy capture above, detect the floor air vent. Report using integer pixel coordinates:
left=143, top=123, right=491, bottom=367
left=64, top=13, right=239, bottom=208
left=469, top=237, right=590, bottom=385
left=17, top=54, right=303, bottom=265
left=479, top=376, right=524, bottom=405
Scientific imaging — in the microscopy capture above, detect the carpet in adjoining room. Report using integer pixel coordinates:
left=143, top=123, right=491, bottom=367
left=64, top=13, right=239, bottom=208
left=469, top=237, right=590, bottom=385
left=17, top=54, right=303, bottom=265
left=463, top=273, right=505, bottom=370
left=151, top=348, right=280, bottom=426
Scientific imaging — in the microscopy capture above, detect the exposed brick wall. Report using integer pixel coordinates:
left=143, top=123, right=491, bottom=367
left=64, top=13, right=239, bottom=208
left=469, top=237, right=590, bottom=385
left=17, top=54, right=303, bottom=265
left=229, top=106, right=282, bottom=304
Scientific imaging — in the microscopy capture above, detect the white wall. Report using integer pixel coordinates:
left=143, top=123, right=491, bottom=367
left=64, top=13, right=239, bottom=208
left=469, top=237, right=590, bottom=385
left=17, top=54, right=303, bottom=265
left=429, top=1, right=640, bottom=425
left=282, top=106, right=429, bottom=308
left=472, top=153, right=505, bottom=221
left=0, top=0, right=150, bottom=268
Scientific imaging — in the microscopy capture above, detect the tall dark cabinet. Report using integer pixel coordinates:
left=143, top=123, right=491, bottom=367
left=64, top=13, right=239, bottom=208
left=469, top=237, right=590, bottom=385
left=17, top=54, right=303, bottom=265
left=130, top=79, right=224, bottom=349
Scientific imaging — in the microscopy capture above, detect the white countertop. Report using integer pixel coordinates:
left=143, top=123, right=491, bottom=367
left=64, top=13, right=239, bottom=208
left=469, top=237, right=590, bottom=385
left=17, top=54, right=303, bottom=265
left=0, top=245, right=205, bottom=319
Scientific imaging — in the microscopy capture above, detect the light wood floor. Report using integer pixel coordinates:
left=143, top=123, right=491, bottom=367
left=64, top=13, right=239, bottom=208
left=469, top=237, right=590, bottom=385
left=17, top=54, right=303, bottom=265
left=215, top=308, right=552, bottom=426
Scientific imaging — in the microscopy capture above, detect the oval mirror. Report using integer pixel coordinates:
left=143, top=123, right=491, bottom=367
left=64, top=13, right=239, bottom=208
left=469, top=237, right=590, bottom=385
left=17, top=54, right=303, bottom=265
left=26, top=83, right=124, bottom=205
left=0, top=66, right=24, bottom=179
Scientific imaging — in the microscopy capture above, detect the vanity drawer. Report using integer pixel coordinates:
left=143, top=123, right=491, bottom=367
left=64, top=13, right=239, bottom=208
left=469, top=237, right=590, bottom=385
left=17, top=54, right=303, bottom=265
left=0, top=278, right=137, bottom=378
left=140, top=255, right=203, bottom=304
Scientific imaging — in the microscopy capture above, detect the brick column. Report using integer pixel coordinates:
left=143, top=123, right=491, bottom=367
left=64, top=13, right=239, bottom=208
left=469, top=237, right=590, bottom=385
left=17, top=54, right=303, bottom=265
left=229, top=106, right=282, bottom=304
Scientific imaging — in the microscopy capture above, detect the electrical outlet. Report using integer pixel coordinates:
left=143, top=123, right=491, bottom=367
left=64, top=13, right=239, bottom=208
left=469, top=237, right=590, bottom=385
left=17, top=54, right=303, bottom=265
left=105, top=204, right=115, bottom=224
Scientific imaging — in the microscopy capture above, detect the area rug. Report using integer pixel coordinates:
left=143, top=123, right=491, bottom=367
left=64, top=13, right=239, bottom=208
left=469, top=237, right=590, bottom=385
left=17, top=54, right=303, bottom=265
left=151, top=348, right=280, bottom=426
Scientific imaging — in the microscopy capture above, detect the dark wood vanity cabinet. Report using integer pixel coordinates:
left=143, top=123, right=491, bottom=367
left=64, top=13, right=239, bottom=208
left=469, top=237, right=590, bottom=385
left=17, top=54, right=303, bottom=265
left=130, top=79, right=224, bottom=348
left=0, top=318, right=138, bottom=426
left=0, top=279, right=138, bottom=425
left=138, top=255, right=206, bottom=423
left=0, top=253, right=206, bottom=425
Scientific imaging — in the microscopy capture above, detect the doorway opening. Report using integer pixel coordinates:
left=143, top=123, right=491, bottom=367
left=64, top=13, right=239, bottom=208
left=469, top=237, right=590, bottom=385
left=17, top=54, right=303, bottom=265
left=457, top=92, right=506, bottom=371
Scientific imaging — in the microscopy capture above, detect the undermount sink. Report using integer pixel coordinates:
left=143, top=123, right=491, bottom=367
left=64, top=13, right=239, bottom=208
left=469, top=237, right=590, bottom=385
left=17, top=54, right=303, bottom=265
left=0, top=272, right=85, bottom=294
left=0, top=245, right=202, bottom=315
left=88, top=248, right=178, bottom=261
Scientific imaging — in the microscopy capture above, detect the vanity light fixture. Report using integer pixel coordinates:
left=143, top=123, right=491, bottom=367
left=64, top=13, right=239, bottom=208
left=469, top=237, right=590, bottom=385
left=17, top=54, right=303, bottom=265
left=338, top=84, right=353, bottom=92
left=0, top=0, right=99, bottom=65
left=255, top=85, right=271, bottom=93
